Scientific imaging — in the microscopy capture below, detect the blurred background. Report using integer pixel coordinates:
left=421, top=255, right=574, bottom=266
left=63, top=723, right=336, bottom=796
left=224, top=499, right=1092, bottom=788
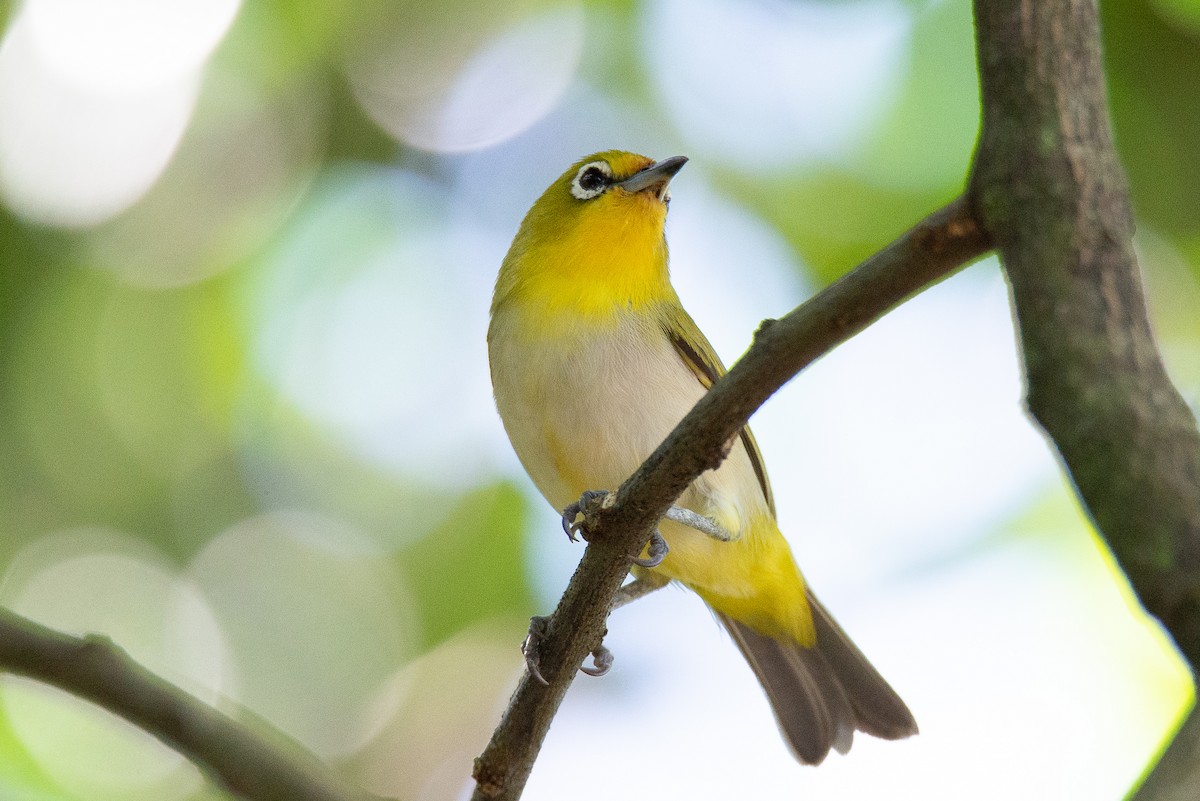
left=0, top=0, right=1197, bottom=798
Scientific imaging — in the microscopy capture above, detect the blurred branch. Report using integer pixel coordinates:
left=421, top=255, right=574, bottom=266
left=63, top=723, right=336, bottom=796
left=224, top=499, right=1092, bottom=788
left=470, top=198, right=990, bottom=801
left=969, top=0, right=1200, bottom=795
left=0, top=607, right=381, bottom=801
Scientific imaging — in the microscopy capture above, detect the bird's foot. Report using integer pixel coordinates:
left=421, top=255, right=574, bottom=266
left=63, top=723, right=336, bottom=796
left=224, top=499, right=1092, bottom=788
left=521, top=615, right=616, bottom=682
left=580, top=643, right=614, bottom=677
left=521, top=615, right=551, bottom=686
left=561, top=489, right=614, bottom=542
left=631, top=529, right=669, bottom=568
left=562, top=492, right=716, bottom=567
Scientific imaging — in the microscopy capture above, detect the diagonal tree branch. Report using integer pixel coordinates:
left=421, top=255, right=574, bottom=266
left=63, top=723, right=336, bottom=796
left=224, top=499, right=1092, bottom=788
left=471, top=197, right=991, bottom=801
left=0, top=607, right=380, bottom=801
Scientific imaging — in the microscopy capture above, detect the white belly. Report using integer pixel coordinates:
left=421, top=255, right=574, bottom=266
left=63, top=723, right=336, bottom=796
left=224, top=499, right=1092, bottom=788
left=487, top=306, right=767, bottom=543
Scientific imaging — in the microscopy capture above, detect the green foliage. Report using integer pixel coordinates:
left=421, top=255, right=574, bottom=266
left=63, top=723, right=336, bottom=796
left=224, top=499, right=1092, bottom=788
left=1105, top=0, right=1200, bottom=242
left=0, top=712, right=52, bottom=800
left=400, top=481, right=536, bottom=650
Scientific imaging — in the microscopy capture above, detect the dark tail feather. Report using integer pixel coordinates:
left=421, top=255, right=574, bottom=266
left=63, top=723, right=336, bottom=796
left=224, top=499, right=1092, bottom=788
left=718, top=589, right=917, bottom=765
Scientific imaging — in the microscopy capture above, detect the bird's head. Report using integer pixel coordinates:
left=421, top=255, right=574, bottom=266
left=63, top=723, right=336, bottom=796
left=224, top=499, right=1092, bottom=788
left=518, top=150, right=687, bottom=247
left=560, top=150, right=687, bottom=207
left=494, top=151, right=688, bottom=319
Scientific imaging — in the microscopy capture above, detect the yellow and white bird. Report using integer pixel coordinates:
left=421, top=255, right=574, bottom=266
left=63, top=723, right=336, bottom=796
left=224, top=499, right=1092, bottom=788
left=487, top=151, right=916, bottom=764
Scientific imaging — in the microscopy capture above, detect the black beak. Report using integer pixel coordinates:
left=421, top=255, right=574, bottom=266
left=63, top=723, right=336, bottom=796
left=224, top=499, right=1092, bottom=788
left=618, top=156, right=688, bottom=199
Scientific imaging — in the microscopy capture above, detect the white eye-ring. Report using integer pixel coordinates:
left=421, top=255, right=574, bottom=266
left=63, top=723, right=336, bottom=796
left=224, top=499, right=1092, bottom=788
left=570, top=160, right=613, bottom=200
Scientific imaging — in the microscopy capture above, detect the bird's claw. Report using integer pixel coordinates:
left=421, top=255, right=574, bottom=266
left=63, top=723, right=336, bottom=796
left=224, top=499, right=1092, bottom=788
left=561, top=489, right=614, bottom=542
left=580, top=643, right=614, bottom=677
left=631, top=529, right=669, bottom=568
left=522, top=615, right=551, bottom=686
left=522, top=615, right=617, bottom=682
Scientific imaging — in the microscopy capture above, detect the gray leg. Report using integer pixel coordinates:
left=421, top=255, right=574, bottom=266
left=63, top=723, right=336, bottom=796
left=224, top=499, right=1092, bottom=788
left=612, top=574, right=670, bottom=611
left=664, top=506, right=737, bottom=542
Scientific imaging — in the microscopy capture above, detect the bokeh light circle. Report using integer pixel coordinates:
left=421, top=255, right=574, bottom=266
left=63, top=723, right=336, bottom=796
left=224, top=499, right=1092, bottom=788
left=0, top=12, right=200, bottom=227
left=186, top=511, right=415, bottom=757
left=246, top=167, right=511, bottom=486
left=346, top=0, right=583, bottom=152
left=351, top=625, right=524, bottom=801
left=84, top=71, right=325, bottom=287
left=643, top=0, right=911, bottom=170
left=24, top=0, right=242, bottom=93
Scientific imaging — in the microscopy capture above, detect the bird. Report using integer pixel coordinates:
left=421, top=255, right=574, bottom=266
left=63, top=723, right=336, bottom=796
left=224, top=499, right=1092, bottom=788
left=487, top=150, right=917, bottom=764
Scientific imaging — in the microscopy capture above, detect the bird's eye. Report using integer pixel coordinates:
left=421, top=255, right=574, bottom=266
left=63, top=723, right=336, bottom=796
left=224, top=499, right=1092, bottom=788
left=570, top=161, right=613, bottom=200
left=579, top=167, right=607, bottom=191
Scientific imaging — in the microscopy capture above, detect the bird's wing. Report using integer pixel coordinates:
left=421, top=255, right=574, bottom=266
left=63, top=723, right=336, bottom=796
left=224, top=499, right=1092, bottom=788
left=660, top=308, right=776, bottom=516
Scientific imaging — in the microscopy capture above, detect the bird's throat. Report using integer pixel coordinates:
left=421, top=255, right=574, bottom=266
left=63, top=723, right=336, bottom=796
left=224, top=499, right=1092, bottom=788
left=503, top=225, right=673, bottom=329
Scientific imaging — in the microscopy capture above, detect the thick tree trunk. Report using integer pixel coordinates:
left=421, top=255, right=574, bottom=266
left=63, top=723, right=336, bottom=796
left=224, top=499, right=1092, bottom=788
left=970, top=3, right=1200, bottom=795
left=971, top=0, right=1200, bottom=665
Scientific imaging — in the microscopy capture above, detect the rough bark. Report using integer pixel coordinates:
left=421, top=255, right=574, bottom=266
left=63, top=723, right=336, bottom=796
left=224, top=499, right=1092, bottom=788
left=970, top=3, right=1200, bottom=794
left=970, top=0, right=1200, bottom=665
